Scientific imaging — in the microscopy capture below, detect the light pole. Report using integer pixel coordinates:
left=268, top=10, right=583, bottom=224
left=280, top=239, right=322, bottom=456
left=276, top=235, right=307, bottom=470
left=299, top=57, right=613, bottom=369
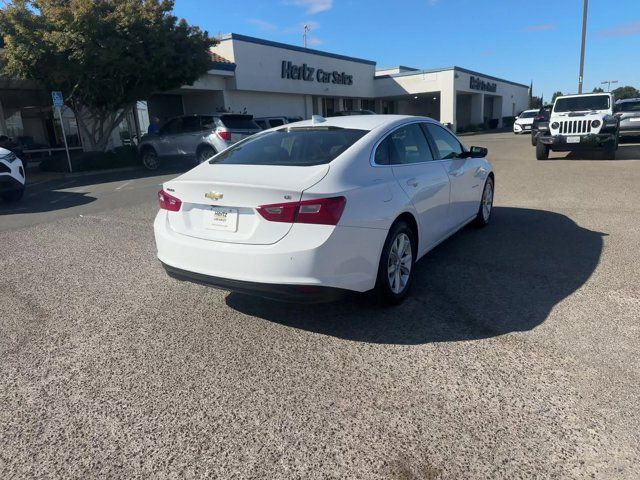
left=601, top=80, right=618, bottom=92
left=303, top=24, right=310, bottom=48
left=578, top=0, right=589, bottom=94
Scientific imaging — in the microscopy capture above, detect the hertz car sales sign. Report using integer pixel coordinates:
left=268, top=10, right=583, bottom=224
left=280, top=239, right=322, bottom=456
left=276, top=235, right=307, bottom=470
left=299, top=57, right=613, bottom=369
left=281, top=60, right=354, bottom=86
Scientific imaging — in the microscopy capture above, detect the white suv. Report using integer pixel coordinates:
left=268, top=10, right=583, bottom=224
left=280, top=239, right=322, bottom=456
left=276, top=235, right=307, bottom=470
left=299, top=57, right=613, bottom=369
left=0, top=147, right=26, bottom=202
left=536, top=93, right=619, bottom=160
left=513, top=109, right=538, bottom=134
left=138, top=114, right=261, bottom=170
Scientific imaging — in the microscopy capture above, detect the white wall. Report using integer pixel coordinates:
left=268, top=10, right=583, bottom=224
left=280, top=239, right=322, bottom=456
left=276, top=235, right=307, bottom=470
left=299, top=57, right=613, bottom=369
left=453, top=70, right=529, bottom=119
left=214, top=36, right=376, bottom=98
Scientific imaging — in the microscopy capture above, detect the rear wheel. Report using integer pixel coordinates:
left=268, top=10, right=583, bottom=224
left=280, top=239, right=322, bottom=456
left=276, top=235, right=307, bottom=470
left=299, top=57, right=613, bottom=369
left=536, top=141, right=549, bottom=160
left=141, top=148, right=159, bottom=170
left=474, top=176, right=494, bottom=227
left=2, top=186, right=25, bottom=202
left=197, top=145, right=216, bottom=164
left=375, top=221, right=416, bottom=305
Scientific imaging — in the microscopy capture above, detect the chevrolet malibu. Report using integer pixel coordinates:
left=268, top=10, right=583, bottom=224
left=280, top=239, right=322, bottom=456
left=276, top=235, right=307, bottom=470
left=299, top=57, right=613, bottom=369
left=154, top=115, right=494, bottom=304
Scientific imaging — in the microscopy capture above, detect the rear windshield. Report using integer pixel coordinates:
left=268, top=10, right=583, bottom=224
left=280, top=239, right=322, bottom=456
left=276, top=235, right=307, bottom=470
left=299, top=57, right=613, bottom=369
left=615, top=101, right=640, bottom=112
left=554, top=95, right=610, bottom=112
left=211, top=127, right=367, bottom=166
left=218, top=115, right=260, bottom=130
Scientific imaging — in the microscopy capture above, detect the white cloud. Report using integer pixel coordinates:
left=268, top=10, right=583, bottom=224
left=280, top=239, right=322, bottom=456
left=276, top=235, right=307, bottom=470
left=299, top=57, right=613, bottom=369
left=247, top=19, right=279, bottom=33
left=598, top=21, right=640, bottom=38
left=284, top=0, right=333, bottom=14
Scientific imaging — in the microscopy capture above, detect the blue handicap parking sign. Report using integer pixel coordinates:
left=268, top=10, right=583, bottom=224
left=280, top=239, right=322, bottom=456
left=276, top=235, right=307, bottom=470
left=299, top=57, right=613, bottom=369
left=51, top=91, right=64, bottom=107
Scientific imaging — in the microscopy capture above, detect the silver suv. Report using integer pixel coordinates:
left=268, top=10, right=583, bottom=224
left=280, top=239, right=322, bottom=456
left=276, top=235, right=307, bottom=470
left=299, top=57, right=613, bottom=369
left=138, top=114, right=261, bottom=170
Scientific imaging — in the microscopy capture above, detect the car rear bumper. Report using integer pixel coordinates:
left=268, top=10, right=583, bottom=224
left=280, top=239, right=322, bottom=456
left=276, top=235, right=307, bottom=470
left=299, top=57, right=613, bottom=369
left=154, top=210, right=387, bottom=294
left=540, top=133, right=616, bottom=150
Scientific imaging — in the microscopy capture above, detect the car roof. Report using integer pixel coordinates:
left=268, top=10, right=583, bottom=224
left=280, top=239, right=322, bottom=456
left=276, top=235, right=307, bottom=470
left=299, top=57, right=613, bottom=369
left=282, top=114, right=435, bottom=132
left=556, top=92, right=613, bottom=99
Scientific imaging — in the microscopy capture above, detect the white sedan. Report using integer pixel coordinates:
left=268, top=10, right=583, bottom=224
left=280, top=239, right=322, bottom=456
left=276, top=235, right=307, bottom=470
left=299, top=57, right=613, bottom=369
left=513, top=109, right=539, bottom=134
left=154, top=115, right=494, bottom=304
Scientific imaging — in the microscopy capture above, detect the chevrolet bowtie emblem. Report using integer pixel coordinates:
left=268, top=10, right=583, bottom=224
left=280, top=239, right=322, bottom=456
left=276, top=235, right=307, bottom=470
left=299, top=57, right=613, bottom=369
left=205, top=191, right=223, bottom=201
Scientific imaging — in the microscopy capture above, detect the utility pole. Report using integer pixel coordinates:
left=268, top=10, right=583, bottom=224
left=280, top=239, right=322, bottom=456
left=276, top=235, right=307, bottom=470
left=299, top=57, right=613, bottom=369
left=303, top=24, right=310, bottom=48
left=601, top=80, right=618, bottom=92
left=578, top=0, right=589, bottom=94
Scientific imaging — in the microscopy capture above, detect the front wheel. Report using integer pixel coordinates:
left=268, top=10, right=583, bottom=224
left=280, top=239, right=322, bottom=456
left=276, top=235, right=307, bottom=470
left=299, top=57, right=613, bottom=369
left=1, top=187, right=25, bottom=202
left=603, top=140, right=616, bottom=160
left=531, top=133, right=538, bottom=146
left=536, top=141, right=549, bottom=160
left=375, top=221, right=416, bottom=305
left=141, top=148, right=160, bottom=170
left=474, top=176, right=494, bottom=227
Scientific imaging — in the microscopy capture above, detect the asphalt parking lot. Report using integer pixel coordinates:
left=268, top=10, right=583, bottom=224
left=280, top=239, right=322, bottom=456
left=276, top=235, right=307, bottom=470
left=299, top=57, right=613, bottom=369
left=1, top=133, right=639, bottom=479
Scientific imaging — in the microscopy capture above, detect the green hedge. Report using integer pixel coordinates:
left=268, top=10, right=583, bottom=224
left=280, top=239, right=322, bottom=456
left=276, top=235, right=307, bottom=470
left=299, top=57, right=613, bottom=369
left=39, top=146, right=139, bottom=172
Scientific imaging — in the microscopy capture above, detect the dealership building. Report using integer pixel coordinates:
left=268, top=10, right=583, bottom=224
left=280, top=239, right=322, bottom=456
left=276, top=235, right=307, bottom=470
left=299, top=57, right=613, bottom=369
left=0, top=33, right=529, bottom=155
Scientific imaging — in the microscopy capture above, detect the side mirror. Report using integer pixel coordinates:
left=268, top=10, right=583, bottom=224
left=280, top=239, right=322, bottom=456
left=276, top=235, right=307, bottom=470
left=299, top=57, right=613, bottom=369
left=469, top=146, right=488, bottom=158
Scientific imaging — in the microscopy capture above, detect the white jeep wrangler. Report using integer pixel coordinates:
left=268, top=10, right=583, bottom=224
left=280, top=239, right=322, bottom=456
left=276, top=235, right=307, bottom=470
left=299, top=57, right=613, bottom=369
left=536, top=93, right=619, bottom=160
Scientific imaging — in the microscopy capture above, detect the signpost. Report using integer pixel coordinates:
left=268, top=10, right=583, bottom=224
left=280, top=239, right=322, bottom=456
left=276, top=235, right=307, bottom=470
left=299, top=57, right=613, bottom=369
left=52, top=91, right=73, bottom=173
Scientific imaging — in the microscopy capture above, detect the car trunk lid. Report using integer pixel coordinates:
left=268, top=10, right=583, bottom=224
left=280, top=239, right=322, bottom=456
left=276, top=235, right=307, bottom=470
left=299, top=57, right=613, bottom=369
left=163, top=163, right=329, bottom=245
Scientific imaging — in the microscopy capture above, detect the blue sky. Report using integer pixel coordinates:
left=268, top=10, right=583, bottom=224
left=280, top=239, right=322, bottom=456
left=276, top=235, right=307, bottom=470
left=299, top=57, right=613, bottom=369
left=173, top=0, right=640, bottom=100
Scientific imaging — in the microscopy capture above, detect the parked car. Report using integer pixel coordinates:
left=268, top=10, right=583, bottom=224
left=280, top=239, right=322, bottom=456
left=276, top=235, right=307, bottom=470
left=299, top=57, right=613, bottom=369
left=0, top=147, right=26, bottom=202
left=154, top=115, right=494, bottom=304
left=254, top=116, right=303, bottom=130
left=531, top=105, right=553, bottom=146
left=513, top=109, right=538, bottom=134
left=536, top=93, right=619, bottom=160
left=330, top=109, right=376, bottom=116
left=138, top=114, right=261, bottom=170
left=614, top=98, right=640, bottom=140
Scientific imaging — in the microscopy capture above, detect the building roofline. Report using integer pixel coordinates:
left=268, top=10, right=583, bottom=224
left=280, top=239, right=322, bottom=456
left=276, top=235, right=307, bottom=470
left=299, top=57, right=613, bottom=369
left=210, top=61, right=236, bottom=72
left=375, top=65, right=529, bottom=89
left=375, top=65, right=419, bottom=72
left=218, top=33, right=377, bottom=66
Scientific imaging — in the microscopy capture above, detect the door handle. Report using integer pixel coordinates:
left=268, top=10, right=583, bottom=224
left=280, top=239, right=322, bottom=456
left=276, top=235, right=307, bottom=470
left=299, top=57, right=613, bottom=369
left=406, top=178, right=419, bottom=187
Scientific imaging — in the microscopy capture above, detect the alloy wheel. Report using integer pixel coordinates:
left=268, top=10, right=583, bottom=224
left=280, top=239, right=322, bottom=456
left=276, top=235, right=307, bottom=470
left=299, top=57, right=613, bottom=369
left=387, top=232, right=412, bottom=294
left=143, top=151, right=159, bottom=170
left=482, top=179, right=493, bottom=222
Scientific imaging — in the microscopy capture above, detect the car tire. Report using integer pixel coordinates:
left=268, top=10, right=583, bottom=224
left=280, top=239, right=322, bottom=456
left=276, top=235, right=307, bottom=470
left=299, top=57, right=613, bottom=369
left=603, top=140, right=616, bottom=160
left=141, top=148, right=160, bottom=170
left=197, top=145, right=216, bottom=164
left=474, top=176, right=494, bottom=228
left=536, top=141, right=549, bottom=160
left=375, top=220, right=416, bottom=305
left=2, top=187, right=25, bottom=202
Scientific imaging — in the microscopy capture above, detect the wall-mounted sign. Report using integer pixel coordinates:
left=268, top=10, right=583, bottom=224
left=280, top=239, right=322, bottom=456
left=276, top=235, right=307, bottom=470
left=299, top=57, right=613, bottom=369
left=469, top=76, right=497, bottom=93
left=281, top=60, right=353, bottom=86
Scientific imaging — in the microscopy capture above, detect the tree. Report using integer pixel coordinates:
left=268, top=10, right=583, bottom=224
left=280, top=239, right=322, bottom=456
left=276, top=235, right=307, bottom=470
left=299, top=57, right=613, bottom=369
left=612, top=86, right=640, bottom=100
left=529, top=96, right=542, bottom=109
left=0, top=0, right=215, bottom=151
left=551, top=91, right=564, bottom=103
left=592, top=87, right=604, bottom=93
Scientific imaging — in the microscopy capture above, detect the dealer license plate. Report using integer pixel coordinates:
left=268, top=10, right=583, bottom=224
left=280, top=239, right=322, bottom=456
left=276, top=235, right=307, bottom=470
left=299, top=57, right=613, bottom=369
left=524, top=125, right=531, bottom=130
left=566, top=136, right=581, bottom=144
left=206, top=207, right=238, bottom=231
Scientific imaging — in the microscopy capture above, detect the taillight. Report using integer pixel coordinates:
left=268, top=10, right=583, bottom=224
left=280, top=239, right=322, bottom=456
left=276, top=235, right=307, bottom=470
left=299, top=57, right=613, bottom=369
left=534, top=115, right=545, bottom=121
left=158, top=189, right=182, bottom=211
left=217, top=130, right=231, bottom=141
left=257, top=196, right=346, bottom=225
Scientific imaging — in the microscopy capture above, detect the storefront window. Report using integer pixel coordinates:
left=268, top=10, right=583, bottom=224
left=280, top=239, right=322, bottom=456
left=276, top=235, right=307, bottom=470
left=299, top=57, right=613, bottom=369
left=343, top=98, right=354, bottom=111
left=361, top=99, right=376, bottom=112
left=321, top=98, right=335, bottom=117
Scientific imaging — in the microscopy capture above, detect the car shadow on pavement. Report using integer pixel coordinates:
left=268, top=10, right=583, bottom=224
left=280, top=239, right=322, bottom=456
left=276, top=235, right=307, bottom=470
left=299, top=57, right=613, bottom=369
left=0, top=163, right=187, bottom=215
left=541, top=143, right=640, bottom=161
left=226, top=207, right=605, bottom=345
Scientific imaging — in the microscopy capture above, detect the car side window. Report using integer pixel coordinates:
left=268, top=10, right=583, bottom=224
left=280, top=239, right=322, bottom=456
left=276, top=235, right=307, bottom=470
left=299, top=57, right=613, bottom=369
left=182, top=116, right=201, bottom=133
left=159, top=118, right=182, bottom=135
left=387, top=124, right=434, bottom=165
left=424, top=123, right=464, bottom=159
left=374, top=137, right=391, bottom=165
